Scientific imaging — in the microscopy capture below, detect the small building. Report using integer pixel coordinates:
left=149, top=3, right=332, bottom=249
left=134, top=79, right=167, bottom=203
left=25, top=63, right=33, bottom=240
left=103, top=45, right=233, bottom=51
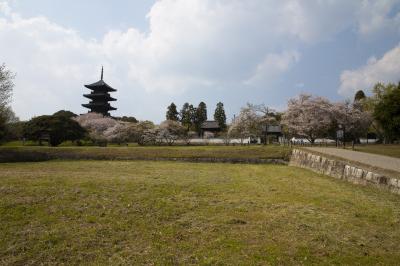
left=261, top=125, right=283, bottom=144
left=200, top=121, right=221, bottom=137
left=82, top=67, right=117, bottom=116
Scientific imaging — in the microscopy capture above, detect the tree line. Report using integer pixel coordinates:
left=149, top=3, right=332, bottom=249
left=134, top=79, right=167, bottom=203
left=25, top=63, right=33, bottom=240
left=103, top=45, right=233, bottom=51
left=0, top=62, right=399, bottom=146
left=281, top=84, right=400, bottom=144
left=166, top=101, right=227, bottom=133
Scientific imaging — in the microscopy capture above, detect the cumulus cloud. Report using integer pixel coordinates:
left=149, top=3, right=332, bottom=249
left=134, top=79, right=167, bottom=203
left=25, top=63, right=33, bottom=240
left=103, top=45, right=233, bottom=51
left=1, top=0, right=400, bottom=120
left=357, top=0, right=400, bottom=36
left=339, top=43, right=400, bottom=97
left=245, top=51, right=300, bottom=86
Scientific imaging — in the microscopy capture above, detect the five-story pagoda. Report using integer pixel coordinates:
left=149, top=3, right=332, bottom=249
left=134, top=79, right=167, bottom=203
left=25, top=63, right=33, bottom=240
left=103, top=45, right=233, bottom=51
left=82, top=67, right=117, bottom=116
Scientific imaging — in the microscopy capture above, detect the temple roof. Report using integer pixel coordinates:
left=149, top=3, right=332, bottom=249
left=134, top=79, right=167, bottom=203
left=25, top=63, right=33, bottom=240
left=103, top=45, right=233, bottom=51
left=82, top=103, right=117, bottom=111
left=84, top=66, right=116, bottom=92
left=262, top=125, right=282, bottom=133
left=83, top=93, right=116, bottom=101
left=201, top=121, right=220, bottom=129
left=84, top=80, right=116, bottom=92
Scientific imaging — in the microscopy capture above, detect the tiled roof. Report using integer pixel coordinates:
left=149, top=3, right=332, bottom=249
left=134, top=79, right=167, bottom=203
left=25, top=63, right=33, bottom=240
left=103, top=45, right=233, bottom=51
left=201, top=120, right=220, bottom=129
left=263, top=125, right=282, bottom=133
left=84, top=80, right=116, bottom=92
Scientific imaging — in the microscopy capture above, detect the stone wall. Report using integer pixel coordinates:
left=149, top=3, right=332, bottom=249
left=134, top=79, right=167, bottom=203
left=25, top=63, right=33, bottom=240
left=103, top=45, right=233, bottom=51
left=289, top=149, right=400, bottom=194
left=0, top=148, right=287, bottom=165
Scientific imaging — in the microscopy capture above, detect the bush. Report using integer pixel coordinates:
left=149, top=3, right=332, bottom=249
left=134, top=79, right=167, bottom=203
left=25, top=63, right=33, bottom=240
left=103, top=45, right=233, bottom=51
left=24, top=115, right=86, bottom=146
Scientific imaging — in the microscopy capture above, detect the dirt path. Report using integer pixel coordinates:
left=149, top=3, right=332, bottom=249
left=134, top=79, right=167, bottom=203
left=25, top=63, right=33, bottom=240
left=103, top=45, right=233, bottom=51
left=304, top=147, right=400, bottom=173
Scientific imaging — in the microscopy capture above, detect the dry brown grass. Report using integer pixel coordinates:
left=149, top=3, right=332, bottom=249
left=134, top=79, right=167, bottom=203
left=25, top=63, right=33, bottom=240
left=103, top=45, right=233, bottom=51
left=1, top=161, right=400, bottom=264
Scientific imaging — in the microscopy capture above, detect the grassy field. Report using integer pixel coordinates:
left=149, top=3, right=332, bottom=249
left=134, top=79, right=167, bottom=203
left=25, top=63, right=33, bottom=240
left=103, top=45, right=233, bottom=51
left=0, top=145, right=291, bottom=163
left=351, top=144, right=400, bottom=158
left=1, top=161, right=400, bottom=265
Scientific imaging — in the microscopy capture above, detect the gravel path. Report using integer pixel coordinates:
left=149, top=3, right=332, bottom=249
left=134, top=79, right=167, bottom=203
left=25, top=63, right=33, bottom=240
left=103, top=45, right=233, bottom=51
left=305, top=147, right=400, bottom=173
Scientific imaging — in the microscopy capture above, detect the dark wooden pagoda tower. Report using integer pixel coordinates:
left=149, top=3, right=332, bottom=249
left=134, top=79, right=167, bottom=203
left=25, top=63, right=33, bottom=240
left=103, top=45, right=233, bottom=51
left=82, top=67, right=117, bottom=116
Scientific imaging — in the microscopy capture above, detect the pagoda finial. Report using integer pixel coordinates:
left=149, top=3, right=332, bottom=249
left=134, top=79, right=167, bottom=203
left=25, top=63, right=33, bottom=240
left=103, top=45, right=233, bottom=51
left=101, top=66, right=104, bottom=80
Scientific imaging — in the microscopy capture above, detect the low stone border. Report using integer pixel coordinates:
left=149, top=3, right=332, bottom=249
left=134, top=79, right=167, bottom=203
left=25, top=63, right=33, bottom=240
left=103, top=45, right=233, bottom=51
left=115, top=157, right=288, bottom=165
left=290, top=149, right=400, bottom=194
left=0, top=149, right=288, bottom=165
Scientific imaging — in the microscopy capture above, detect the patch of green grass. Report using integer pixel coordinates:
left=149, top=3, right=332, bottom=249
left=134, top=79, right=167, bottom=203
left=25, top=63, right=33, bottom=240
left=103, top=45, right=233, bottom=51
left=0, top=145, right=291, bottom=162
left=1, top=140, right=38, bottom=147
left=2, top=140, right=141, bottom=147
left=1, top=161, right=400, bottom=264
left=352, top=144, right=400, bottom=158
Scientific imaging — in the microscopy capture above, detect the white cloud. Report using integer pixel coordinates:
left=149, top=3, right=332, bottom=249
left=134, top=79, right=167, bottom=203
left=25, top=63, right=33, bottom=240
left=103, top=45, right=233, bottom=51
left=0, top=1, right=10, bottom=16
left=1, top=0, right=400, bottom=120
left=357, top=0, right=400, bottom=36
left=339, top=43, right=400, bottom=97
left=245, top=51, right=300, bottom=86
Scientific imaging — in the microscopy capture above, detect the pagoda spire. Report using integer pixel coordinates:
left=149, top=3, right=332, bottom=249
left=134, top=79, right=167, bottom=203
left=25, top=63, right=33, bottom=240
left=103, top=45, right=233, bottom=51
left=101, top=66, right=104, bottom=80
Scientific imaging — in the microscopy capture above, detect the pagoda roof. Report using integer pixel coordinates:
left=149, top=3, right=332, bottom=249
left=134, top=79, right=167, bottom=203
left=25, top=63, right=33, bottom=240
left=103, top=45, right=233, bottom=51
left=84, top=80, right=116, bottom=92
left=83, top=93, right=116, bottom=101
left=82, top=103, right=117, bottom=111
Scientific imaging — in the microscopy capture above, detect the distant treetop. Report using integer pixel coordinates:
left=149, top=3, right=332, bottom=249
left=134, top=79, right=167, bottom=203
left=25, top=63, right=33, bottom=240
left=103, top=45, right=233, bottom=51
left=354, top=90, right=366, bottom=102
left=53, top=110, right=77, bottom=118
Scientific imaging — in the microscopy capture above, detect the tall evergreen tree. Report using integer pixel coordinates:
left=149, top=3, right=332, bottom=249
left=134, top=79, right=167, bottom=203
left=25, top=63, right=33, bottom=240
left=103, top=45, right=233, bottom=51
left=197, top=102, right=207, bottom=121
left=214, top=102, right=227, bottom=131
left=354, top=90, right=366, bottom=102
left=189, top=104, right=197, bottom=129
left=166, top=102, right=179, bottom=121
left=180, top=102, right=192, bottom=130
left=195, top=102, right=207, bottom=133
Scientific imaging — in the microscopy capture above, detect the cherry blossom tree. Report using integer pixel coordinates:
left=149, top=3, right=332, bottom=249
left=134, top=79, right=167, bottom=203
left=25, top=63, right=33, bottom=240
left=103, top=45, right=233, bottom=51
left=74, top=113, right=119, bottom=144
left=331, top=101, right=372, bottom=144
left=228, top=105, right=263, bottom=144
left=140, top=128, right=160, bottom=146
left=103, top=122, right=130, bottom=144
left=157, top=120, right=186, bottom=145
left=181, top=131, right=197, bottom=145
left=246, top=103, right=278, bottom=125
left=282, top=94, right=333, bottom=144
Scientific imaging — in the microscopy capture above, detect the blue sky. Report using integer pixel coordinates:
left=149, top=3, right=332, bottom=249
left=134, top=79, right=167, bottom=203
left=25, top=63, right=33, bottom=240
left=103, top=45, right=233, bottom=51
left=1, top=0, right=400, bottom=122
left=10, top=0, right=156, bottom=37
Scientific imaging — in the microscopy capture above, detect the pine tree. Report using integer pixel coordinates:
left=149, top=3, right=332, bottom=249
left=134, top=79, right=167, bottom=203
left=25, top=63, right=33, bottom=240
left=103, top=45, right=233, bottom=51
left=214, top=102, right=227, bottom=131
left=196, top=102, right=207, bottom=130
left=195, top=102, right=207, bottom=133
left=166, top=102, right=179, bottom=121
left=180, top=102, right=192, bottom=131
left=354, top=90, right=366, bottom=102
left=189, top=104, right=197, bottom=129
left=197, top=102, right=207, bottom=121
